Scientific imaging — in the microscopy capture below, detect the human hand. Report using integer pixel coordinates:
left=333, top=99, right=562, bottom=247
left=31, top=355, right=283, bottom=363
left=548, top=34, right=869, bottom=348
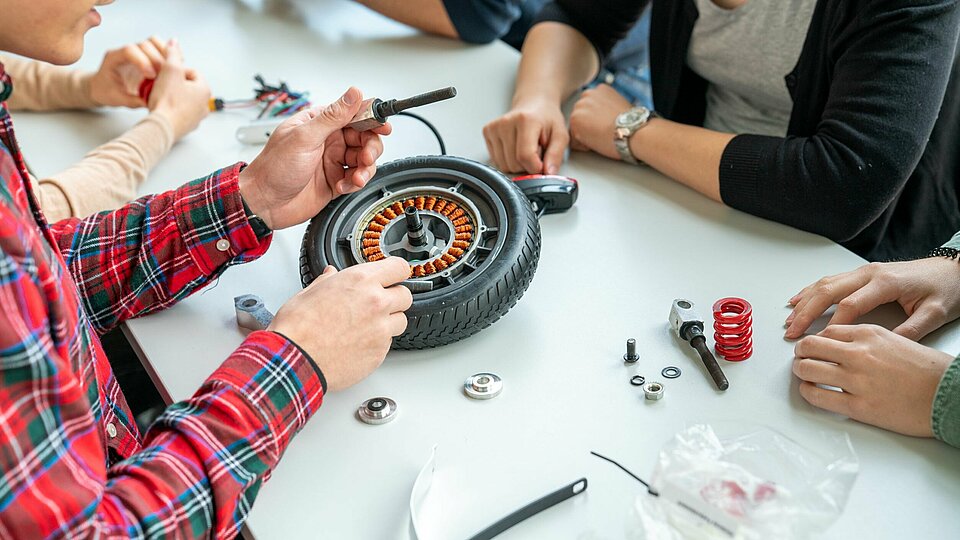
left=269, top=258, right=413, bottom=391
left=238, top=87, right=391, bottom=231
left=88, top=36, right=168, bottom=108
left=482, top=98, right=567, bottom=174
left=785, top=258, right=960, bottom=340
left=568, top=84, right=632, bottom=161
left=793, top=324, right=953, bottom=437
left=145, top=40, right=211, bottom=141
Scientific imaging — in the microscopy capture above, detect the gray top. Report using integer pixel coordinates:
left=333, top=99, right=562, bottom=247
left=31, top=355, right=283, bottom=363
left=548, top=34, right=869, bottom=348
left=687, top=0, right=817, bottom=136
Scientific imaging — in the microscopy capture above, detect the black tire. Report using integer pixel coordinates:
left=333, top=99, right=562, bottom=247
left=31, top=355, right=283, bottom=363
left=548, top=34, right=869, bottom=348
left=300, top=156, right=541, bottom=349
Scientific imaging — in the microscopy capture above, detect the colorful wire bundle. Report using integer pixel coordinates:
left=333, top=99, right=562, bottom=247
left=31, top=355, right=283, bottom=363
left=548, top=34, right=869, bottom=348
left=217, top=74, right=311, bottom=118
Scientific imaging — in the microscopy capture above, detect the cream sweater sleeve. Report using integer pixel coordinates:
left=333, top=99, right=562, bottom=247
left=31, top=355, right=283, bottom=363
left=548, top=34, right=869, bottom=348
left=35, top=112, right=175, bottom=222
left=0, top=54, right=100, bottom=111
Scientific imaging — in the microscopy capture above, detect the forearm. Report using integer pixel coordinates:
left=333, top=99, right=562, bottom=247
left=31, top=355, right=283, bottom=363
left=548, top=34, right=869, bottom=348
left=0, top=53, right=98, bottom=111
left=630, top=119, right=734, bottom=202
left=38, top=111, right=175, bottom=221
left=354, top=0, right=458, bottom=38
left=513, top=22, right=598, bottom=108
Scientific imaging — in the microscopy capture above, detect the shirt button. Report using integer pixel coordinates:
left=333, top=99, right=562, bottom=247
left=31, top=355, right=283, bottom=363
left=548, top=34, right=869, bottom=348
left=216, top=239, right=231, bottom=252
left=106, top=422, right=118, bottom=438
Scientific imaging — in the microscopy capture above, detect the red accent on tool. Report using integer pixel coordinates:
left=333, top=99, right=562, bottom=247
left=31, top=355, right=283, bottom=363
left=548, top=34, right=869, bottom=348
left=713, top=297, right=753, bottom=362
left=138, top=78, right=155, bottom=103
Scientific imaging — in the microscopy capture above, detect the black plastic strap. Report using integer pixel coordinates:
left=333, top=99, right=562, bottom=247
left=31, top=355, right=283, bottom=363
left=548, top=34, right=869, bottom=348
left=466, top=478, right=587, bottom=540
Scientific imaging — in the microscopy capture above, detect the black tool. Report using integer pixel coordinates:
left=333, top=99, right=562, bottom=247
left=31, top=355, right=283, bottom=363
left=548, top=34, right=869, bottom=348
left=467, top=478, right=587, bottom=540
left=512, top=174, right=579, bottom=218
left=669, top=299, right=729, bottom=391
left=348, top=86, right=457, bottom=132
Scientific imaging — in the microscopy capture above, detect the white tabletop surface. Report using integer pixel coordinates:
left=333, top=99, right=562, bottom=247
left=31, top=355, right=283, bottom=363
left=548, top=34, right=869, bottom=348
left=11, top=0, right=960, bottom=538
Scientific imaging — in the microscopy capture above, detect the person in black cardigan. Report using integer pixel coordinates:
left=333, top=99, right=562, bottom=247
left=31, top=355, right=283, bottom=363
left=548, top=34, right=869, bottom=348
left=482, top=0, right=960, bottom=261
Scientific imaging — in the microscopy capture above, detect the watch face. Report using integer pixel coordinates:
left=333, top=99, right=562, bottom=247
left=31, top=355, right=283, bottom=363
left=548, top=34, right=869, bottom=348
left=616, top=108, right=647, bottom=129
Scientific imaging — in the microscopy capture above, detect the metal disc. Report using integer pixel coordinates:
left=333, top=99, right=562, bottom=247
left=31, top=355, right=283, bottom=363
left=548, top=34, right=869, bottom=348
left=358, top=397, right=398, bottom=425
left=464, top=372, right=503, bottom=400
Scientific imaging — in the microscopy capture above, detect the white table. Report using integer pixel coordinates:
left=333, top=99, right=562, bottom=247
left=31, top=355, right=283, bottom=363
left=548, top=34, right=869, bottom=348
left=13, top=0, right=960, bottom=538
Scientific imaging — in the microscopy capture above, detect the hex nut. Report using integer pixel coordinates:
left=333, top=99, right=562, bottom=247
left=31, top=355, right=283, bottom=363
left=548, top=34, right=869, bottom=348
left=643, top=382, right=665, bottom=401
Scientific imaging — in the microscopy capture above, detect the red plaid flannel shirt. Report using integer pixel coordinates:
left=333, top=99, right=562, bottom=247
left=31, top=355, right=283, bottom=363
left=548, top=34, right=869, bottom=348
left=0, top=64, right=326, bottom=538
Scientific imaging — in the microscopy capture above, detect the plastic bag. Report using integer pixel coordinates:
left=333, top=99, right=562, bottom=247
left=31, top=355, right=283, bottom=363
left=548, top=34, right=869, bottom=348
left=633, top=424, right=858, bottom=540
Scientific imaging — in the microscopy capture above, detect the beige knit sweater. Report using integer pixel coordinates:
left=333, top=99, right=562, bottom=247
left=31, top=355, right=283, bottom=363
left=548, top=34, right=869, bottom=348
left=1, top=54, right=174, bottom=222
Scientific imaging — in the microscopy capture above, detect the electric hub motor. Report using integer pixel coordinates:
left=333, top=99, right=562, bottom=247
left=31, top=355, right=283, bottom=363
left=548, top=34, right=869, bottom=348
left=300, top=156, right=542, bottom=349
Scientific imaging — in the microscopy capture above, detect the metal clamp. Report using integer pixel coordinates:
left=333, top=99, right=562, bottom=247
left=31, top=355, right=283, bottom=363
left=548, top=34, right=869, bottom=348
left=235, top=294, right=274, bottom=331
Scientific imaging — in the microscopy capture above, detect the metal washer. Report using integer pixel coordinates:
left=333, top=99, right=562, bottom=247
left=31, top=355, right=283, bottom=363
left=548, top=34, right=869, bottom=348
left=358, top=397, right=398, bottom=425
left=464, top=372, right=503, bottom=400
left=661, top=366, right=682, bottom=379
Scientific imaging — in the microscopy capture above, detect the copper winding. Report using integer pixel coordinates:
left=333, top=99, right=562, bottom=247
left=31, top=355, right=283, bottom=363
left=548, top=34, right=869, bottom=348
left=359, top=194, right=481, bottom=275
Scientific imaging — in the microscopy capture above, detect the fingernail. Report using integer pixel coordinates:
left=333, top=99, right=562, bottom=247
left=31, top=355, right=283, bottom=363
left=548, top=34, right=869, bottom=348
left=342, top=88, right=358, bottom=106
left=360, top=169, right=371, bottom=182
left=337, top=180, right=350, bottom=193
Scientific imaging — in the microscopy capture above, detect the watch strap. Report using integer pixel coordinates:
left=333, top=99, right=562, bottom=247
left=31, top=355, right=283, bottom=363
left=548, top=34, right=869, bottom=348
left=241, top=198, right=272, bottom=239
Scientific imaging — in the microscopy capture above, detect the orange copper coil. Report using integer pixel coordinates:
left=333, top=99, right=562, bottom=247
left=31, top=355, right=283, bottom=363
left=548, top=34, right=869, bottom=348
left=362, top=239, right=379, bottom=247
left=424, top=196, right=437, bottom=211
left=367, top=222, right=385, bottom=232
left=433, top=199, right=448, bottom=213
left=404, top=199, right=415, bottom=208
left=447, top=208, right=465, bottom=220
left=441, top=203, right=459, bottom=216
left=434, top=259, right=449, bottom=271
left=452, top=217, right=470, bottom=227
left=363, top=246, right=382, bottom=257
left=368, top=253, right=385, bottom=262
left=441, top=253, right=457, bottom=264
left=382, top=208, right=397, bottom=220
left=374, top=215, right=390, bottom=226
left=415, top=196, right=426, bottom=210
left=452, top=240, right=470, bottom=249
left=391, top=202, right=404, bottom=215
left=447, top=247, right=465, bottom=258
left=413, top=265, right=426, bottom=277
left=455, top=232, right=472, bottom=241
left=455, top=225, right=473, bottom=233
left=423, top=261, right=436, bottom=274
left=363, top=231, right=381, bottom=239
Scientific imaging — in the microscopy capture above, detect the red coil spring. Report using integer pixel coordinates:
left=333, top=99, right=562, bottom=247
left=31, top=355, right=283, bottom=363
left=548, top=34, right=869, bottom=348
left=713, top=297, right=753, bottom=362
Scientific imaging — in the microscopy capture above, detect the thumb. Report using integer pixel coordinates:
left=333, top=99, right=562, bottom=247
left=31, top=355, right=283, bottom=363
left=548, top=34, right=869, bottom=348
left=322, top=265, right=338, bottom=276
left=311, top=87, right=363, bottom=133
left=893, top=306, right=943, bottom=341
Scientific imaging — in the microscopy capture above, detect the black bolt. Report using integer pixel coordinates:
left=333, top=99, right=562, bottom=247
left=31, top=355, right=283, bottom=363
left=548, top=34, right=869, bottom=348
left=623, top=338, right=640, bottom=363
left=404, top=205, right=427, bottom=247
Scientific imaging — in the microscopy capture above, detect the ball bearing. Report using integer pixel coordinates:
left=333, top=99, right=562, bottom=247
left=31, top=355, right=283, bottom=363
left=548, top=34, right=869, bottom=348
left=358, top=397, right=398, bottom=425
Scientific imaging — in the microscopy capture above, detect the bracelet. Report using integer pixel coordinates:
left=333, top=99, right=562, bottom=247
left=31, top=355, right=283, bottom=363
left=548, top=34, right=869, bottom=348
left=928, top=247, right=960, bottom=260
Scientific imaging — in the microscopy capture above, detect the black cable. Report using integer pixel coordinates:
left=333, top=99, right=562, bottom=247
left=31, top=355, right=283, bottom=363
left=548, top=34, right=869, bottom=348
left=395, top=111, right=446, bottom=156
left=590, top=451, right=659, bottom=496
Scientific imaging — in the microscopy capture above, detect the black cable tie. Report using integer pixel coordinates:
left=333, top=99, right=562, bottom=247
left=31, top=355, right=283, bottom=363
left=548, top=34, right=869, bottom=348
left=590, top=451, right=659, bottom=497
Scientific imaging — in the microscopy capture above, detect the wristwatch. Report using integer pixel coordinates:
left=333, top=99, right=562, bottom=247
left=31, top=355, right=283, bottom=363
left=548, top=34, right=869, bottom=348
left=614, top=106, right=657, bottom=165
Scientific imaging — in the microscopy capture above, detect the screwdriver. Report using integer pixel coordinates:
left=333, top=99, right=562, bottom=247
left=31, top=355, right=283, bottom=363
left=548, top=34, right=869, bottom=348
left=347, top=86, right=458, bottom=132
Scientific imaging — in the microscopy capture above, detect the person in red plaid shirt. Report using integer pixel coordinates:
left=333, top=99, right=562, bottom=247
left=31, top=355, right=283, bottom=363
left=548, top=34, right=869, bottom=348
left=0, top=0, right=413, bottom=538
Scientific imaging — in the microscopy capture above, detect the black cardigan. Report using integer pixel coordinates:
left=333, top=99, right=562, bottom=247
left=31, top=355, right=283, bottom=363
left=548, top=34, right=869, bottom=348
left=537, top=0, right=960, bottom=261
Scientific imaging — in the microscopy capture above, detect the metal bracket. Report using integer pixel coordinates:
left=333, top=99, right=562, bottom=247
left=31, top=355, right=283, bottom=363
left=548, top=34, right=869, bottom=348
left=234, top=294, right=274, bottom=332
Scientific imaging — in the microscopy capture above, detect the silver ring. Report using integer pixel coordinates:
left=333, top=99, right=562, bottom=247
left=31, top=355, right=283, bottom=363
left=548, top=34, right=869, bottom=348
left=643, top=382, right=664, bottom=401
left=464, top=372, right=503, bottom=399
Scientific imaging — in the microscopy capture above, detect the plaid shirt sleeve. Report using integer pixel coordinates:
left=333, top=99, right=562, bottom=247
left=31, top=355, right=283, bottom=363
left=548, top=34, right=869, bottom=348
left=0, top=276, right=326, bottom=538
left=49, top=162, right=268, bottom=334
